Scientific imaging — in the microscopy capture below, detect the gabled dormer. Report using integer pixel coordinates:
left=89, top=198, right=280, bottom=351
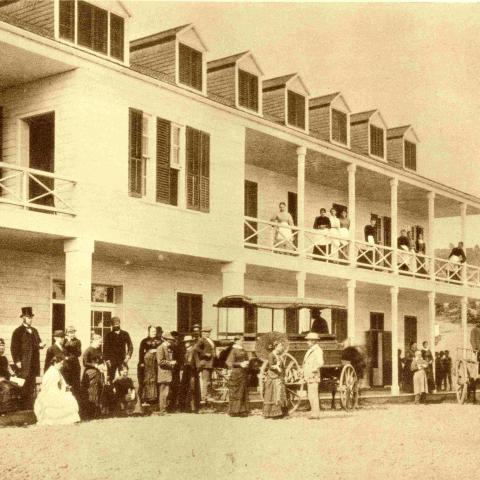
left=387, top=125, right=419, bottom=171
left=350, top=109, right=388, bottom=161
left=207, top=51, right=263, bottom=115
left=262, top=74, right=309, bottom=132
left=55, top=0, right=131, bottom=63
left=309, top=92, right=351, bottom=148
left=130, top=24, right=208, bottom=95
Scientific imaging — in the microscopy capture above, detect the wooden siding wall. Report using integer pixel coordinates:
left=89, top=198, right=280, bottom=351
left=0, top=0, right=54, bottom=36
left=262, top=88, right=285, bottom=122
left=309, top=105, right=330, bottom=141
left=130, top=40, right=176, bottom=80
left=207, top=66, right=236, bottom=104
left=387, top=137, right=404, bottom=169
left=350, top=122, right=369, bottom=155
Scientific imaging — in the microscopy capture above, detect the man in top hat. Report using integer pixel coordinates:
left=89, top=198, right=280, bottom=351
left=180, top=335, right=201, bottom=413
left=302, top=332, right=324, bottom=419
left=156, top=332, right=176, bottom=414
left=44, top=330, right=65, bottom=372
left=191, top=324, right=201, bottom=341
left=195, top=326, right=216, bottom=402
left=103, top=317, right=133, bottom=382
left=63, top=326, right=82, bottom=401
left=10, top=307, right=45, bottom=409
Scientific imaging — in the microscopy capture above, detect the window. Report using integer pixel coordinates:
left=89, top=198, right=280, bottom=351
left=156, top=117, right=178, bottom=206
left=171, top=125, right=181, bottom=168
left=177, top=293, right=202, bottom=333
left=78, top=1, right=108, bottom=54
left=285, top=309, right=299, bottom=335
left=109, top=13, right=124, bottom=61
left=128, top=109, right=147, bottom=197
left=179, top=43, right=203, bottom=91
left=332, top=109, right=348, bottom=144
left=404, top=140, right=416, bottom=171
left=244, top=306, right=257, bottom=334
left=370, top=312, right=384, bottom=331
left=287, top=90, right=306, bottom=129
left=59, top=0, right=75, bottom=41
left=332, top=309, right=348, bottom=342
left=370, top=125, right=384, bottom=158
left=186, top=127, right=210, bottom=212
left=238, top=70, right=259, bottom=112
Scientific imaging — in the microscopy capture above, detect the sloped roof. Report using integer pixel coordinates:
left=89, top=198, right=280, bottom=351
left=262, top=73, right=297, bottom=90
left=387, top=125, right=420, bottom=142
left=309, top=92, right=341, bottom=108
left=130, top=24, right=192, bottom=50
left=350, top=110, right=377, bottom=124
left=207, top=51, right=249, bottom=70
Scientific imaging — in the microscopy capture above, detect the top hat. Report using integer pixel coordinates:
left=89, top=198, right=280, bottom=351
left=20, top=306, right=34, bottom=318
left=183, top=335, right=194, bottom=343
left=305, top=332, right=320, bottom=341
left=53, top=330, right=65, bottom=338
left=201, top=326, right=212, bottom=333
left=170, top=331, right=180, bottom=338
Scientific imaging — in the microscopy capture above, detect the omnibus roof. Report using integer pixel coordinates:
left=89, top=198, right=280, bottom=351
left=214, top=295, right=345, bottom=310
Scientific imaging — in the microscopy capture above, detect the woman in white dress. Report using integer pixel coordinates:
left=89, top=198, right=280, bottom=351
left=329, top=207, right=340, bottom=260
left=34, top=354, right=80, bottom=426
left=270, top=202, right=295, bottom=252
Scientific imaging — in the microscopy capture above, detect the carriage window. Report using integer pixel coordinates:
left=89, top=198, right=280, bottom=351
left=273, top=309, right=285, bottom=332
left=257, top=309, right=271, bottom=333
left=286, top=309, right=299, bottom=334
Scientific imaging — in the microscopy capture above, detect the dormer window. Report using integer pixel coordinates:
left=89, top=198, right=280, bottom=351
left=370, top=125, right=384, bottom=158
left=238, top=70, right=259, bottom=112
left=78, top=1, right=108, bottom=54
left=287, top=91, right=305, bottom=130
left=179, top=43, right=203, bottom=91
left=404, top=140, right=416, bottom=171
left=332, top=109, right=347, bottom=145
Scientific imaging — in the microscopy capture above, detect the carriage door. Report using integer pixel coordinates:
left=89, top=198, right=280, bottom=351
left=404, top=316, right=417, bottom=352
left=244, top=180, right=258, bottom=245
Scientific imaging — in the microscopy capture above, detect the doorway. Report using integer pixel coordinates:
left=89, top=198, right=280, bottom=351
left=404, top=316, right=418, bottom=352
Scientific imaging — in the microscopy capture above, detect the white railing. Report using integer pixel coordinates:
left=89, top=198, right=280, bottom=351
left=434, top=257, right=464, bottom=285
left=0, top=162, right=76, bottom=216
left=355, top=240, right=394, bottom=272
left=397, top=249, right=432, bottom=279
left=303, top=228, right=351, bottom=264
left=466, top=264, right=480, bottom=288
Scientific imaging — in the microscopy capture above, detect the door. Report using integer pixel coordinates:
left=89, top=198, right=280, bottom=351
left=404, top=316, right=417, bottom=352
left=28, top=112, right=55, bottom=207
left=383, top=216, right=392, bottom=247
left=244, top=180, right=258, bottom=245
left=382, top=331, right=392, bottom=385
left=51, top=303, right=65, bottom=344
left=288, top=191, right=297, bottom=246
left=177, top=293, right=203, bottom=334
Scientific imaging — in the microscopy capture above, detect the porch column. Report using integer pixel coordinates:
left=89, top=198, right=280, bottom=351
left=64, top=238, right=94, bottom=349
left=347, top=164, right=356, bottom=265
left=390, top=178, right=398, bottom=273
left=390, top=286, right=399, bottom=395
left=460, top=203, right=468, bottom=285
left=296, top=271, right=309, bottom=332
left=428, top=292, right=436, bottom=363
left=221, top=261, right=245, bottom=296
left=296, top=146, right=307, bottom=256
left=461, top=296, right=468, bottom=352
left=347, top=279, right=356, bottom=344
left=427, top=192, right=435, bottom=280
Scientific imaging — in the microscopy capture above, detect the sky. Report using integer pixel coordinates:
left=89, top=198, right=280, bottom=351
left=125, top=1, right=480, bottom=247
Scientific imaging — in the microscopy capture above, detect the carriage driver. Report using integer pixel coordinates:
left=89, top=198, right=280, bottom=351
left=302, top=332, right=324, bottom=420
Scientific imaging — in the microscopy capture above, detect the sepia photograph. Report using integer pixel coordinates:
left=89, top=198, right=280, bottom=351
left=1, top=0, right=480, bottom=478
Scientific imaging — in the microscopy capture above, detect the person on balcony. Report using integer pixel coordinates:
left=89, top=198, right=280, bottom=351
left=329, top=207, right=341, bottom=260
left=397, top=230, right=411, bottom=272
left=313, top=208, right=331, bottom=259
left=448, top=242, right=467, bottom=281
left=362, top=217, right=377, bottom=266
left=415, top=233, right=428, bottom=275
left=270, top=202, right=295, bottom=252
left=338, top=209, right=351, bottom=261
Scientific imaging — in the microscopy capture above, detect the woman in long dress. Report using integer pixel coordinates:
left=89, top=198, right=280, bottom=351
left=226, top=336, right=250, bottom=417
left=138, top=326, right=161, bottom=405
left=34, top=354, right=80, bottom=425
left=338, top=209, right=350, bottom=261
left=329, top=207, right=341, bottom=260
left=270, top=202, right=295, bottom=252
left=262, top=342, right=288, bottom=419
left=0, top=338, right=21, bottom=414
left=411, top=350, right=428, bottom=404
left=402, top=341, right=416, bottom=393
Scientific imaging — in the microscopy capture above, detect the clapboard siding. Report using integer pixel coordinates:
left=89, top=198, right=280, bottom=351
left=207, top=66, right=236, bottom=104
left=263, top=88, right=285, bottom=122
left=387, top=137, right=403, bottom=168
left=130, top=40, right=176, bottom=79
left=309, top=105, right=330, bottom=141
left=350, top=122, right=369, bottom=155
left=0, top=0, right=54, bottom=36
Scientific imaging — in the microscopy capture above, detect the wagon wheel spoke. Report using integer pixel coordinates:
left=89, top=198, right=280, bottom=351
left=339, top=364, right=358, bottom=411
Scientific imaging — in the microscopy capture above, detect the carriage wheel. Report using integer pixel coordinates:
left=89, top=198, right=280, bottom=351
left=339, top=364, right=359, bottom=411
left=455, top=359, right=468, bottom=404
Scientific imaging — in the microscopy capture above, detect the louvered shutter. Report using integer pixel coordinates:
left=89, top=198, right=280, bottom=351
left=287, top=90, right=296, bottom=126
left=77, top=1, right=92, bottom=48
left=186, top=127, right=199, bottom=209
left=110, top=13, right=124, bottom=61
left=179, top=43, right=190, bottom=86
left=288, top=91, right=305, bottom=129
left=191, top=48, right=202, bottom=91
left=156, top=118, right=171, bottom=204
left=200, top=131, right=210, bottom=212
left=59, top=0, right=75, bottom=41
left=129, top=109, right=143, bottom=197
left=93, top=6, right=107, bottom=54
left=0, top=106, right=3, bottom=162
left=179, top=44, right=202, bottom=91
left=239, top=70, right=258, bottom=112
left=177, top=293, right=191, bottom=333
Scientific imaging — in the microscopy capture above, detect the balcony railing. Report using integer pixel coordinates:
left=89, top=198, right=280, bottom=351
left=244, top=217, right=480, bottom=288
left=0, top=162, right=76, bottom=216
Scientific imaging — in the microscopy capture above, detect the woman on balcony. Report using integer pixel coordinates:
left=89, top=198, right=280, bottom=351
left=338, top=209, right=350, bottom=261
left=329, top=207, right=341, bottom=260
left=313, top=208, right=331, bottom=259
left=270, top=202, right=295, bottom=252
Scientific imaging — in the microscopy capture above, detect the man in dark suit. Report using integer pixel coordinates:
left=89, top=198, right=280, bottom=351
left=103, top=317, right=133, bottom=382
left=10, top=307, right=45, bottom=409
left=313, top=208, right=331, bottom=259
left=44, top=330, right=65, bottom=372
left=195, top=327, right=216, bottom=402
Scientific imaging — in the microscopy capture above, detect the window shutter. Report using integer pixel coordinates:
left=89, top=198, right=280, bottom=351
left=370, top=125, right=384, bottom=158
left=129, top=109, right=143, bottom=197
left=110, top=13, right=124, bottom=61
left=59, top=0, right=75, bottom=41
left=179, top=43, right=190, bottom=86
left=179, top=43, right=202, bottom=91
left=239, top=70, right=259, bottom=112
left=332, top=109, right=347, bottom=144
left=192, top=48, right=203, bottom=91
left=200, top=131, right=210, bottom=212
left=78, top=1, right=107, bottom=54
left=0, top=106, right=3, bottom=162
left=405, top=141, right=416, bottom=170
left=287, top=91, right=305, bottom=129
left=156, top=118, right=171, bottom=204
left=92, top=6, right=108, bottom=54
left=77, top=1, right=92, bottom=48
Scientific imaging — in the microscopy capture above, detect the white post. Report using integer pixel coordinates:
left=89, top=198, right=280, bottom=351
left=460, top=203, right=467, bottom=285
left=428, top=291, right=436, bottom=385
left=427, top=192, right=435, bottom=280
left=390, top=178, right=398, bottom=273
left=347, top=164, right=356, bottom=265
left=64, top=238, right=94, bottom=350
left=296, top=271, right=309, bottom=332
left=347, top=279, right=356, bottom=344
left=296, top=146, right=306, bottom=257
left=461, top=296, right=468, bottom=352
left=390, top=286, right=399, bottom=395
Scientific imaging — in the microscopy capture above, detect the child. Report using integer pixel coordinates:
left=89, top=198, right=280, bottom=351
left=113, top=365, right=137, bottom=415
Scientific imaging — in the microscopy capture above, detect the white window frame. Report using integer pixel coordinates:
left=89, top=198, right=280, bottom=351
left=170, top=123, right=182, bottom=170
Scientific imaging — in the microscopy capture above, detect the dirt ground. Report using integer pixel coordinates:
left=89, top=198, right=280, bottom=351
left=1, top=404, right=480, bottom=480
